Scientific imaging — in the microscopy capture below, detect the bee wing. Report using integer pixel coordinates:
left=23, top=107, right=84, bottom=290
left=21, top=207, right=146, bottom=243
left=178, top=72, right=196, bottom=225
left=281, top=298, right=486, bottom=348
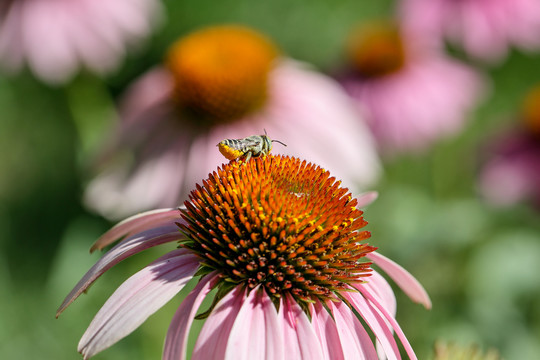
left=239, top=137, right=261, bottom=147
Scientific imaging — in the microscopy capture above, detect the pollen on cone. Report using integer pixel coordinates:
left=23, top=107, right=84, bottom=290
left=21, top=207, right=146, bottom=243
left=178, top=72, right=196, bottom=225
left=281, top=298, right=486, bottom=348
left=178, top=155, right=376, bottom=304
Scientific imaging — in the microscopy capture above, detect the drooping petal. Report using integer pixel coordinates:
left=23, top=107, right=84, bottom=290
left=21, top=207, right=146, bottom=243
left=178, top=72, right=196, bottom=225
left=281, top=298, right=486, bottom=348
left=257, top=290, right=285, bottom=360
left=360, top=271, right=398, bottom=359
left=310, top=301, right=344, bottom=360
left=342, top=290, right=401, bottom=360
left=191, top=286, right=246, bottom=360
left=91, top=208, right=181, bottom=251
left=57, top=224, right=184, bottom=316
left=224, top=287, right=283, bottom=360
left=367, top=252, right=432, bottom=309
left=163, top=272, right=220, bottom=360
left=356, top=284, right=418, bottom=360
left=78, top=249, right=200, bottom=359
left=363, top=271, right=397, bottom=317
left=280, top=294, right=324, bottom=360
left=329, top=300, right=378, bottom=360
left=356, top=191, right=379, bottom=208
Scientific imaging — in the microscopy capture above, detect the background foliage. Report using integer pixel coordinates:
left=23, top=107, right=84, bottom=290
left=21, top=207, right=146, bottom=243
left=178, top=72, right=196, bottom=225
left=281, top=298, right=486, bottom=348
left=1, top=0, right=539, bottom=358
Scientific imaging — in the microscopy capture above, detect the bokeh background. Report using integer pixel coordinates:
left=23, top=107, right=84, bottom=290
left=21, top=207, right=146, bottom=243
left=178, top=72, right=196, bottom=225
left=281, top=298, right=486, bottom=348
left=1, top=0, right=540, bottom=359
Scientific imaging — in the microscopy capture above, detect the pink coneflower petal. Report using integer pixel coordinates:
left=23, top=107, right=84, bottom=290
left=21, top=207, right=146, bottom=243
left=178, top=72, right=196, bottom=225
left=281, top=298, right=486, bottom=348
left=163, top=272, right=219, bottom=360
left=329, top=300, right=378, bottom=360
left=119, top=67, right=175, bottom=125
left=342, top=290, right=400, bottom=360
left=224, top=286, right=284, bottom=360
left=91, top=208, right=181, bottom=251
left=94, top=0, right=151, bottom=42
left=78, top=249, right=200, bottom=359
left=356, top=191, right=379, bottom=208
left=310, top=302, right=344, bottom=360
left=363, top=271, right=397, bottom=317
left=359, top=272, right=398, bottom=357
left=280, top=294, right=324, bottom=360
left=67, top=5, right=123, bottom=74
left=0, top=0, right=162, bottom=83
left=191, top=286, right=246, bottom=359
left=22, top=0, right=78, bottom=83
left=355, top=284, right=417, bottom=360
left=368, top=251, right=432, bottom=309
left=400, top=0, right=540, bottom=62
left=0, top=3, right=24, bottom=70
left=478, top=128, right=540, bottom=207
left=57, top=224, right=183, bottom=316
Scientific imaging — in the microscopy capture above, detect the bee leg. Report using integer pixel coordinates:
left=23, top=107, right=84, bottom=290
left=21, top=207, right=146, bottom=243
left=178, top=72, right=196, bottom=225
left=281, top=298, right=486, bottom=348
left=244, top=152, right=252, bottom=163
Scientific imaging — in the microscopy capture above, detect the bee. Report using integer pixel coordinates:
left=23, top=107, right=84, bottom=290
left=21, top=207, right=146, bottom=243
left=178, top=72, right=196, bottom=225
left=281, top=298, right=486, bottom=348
left=217, top=131, right=287, bottom=162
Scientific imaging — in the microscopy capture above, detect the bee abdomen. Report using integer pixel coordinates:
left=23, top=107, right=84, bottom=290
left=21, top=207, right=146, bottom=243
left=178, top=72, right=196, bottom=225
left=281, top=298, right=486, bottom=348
left=222, top=139, right=245, bottom=150
left=218, top=139, right=246, bottom=160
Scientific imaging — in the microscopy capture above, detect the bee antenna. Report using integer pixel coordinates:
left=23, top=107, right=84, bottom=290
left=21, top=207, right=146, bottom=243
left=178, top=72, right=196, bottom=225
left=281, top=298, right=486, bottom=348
left=264, top=128, right=268, bottom=136
left=272, top=139, right=287, bottom=147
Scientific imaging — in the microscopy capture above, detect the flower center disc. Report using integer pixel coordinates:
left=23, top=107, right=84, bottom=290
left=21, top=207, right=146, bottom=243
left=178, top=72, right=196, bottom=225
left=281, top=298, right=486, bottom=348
left=179, top=155, right=376, bottom=304
left=167, top=25, right=278, bottom=122
left=522, top=85, right=540, bottom=136
left=347, top=21, right=406, bottom=78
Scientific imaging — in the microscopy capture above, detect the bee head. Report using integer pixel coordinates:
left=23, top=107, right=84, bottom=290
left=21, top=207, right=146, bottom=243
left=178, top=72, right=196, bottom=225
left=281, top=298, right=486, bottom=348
left=261, top=129, right=286, bottom=153
left=261, top=134, right=273, bottom=152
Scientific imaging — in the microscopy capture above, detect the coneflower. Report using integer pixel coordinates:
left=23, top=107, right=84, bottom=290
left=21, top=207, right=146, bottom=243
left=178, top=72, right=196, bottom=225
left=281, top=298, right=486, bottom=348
left=59, top=155, right=430, bottom=359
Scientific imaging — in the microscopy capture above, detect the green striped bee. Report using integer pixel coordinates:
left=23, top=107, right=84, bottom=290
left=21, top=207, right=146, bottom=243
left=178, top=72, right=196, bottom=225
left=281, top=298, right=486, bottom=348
left=217, top=131, right=286, bottom=162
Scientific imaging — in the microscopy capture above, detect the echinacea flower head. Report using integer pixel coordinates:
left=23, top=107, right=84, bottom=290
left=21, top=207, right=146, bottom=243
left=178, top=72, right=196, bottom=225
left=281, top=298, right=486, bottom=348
left=399, top=0, right=540, bottom=62
left=346, top=21, right=406, bottom=79
left=339, top=20, right=485, bottom=154
left=479, top=85, right=540, bottom=207
left=167, top=26, right=278, bottom=122
left=85, top=24, right=381, bottom=220
left=523, top=86, right=540, bottom=136
left=0, top=0, right=162, bottom=84
left=58, top=155, right=430, bottom=360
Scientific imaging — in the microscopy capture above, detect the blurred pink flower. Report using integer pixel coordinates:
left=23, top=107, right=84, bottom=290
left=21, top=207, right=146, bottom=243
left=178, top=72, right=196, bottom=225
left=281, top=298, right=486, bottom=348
left=0, top=0, right=162, bottom=84
left=339, top=21, right=485, bottom=154
left=479, top=132, right=540, bottom=207
left=58, top=155, right=431, bottom=360
left=85, top=25, right=381, bottom=220
left=479, top=86, right=540, bottom=207
left=399, top=0, right=540, bottom=62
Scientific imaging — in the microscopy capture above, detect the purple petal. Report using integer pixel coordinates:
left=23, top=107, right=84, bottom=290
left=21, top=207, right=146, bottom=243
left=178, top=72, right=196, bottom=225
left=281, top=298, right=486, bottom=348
left=310, top=301, right=344, bottom=360
left=280, top=294, right=324, bottom=360
left=356, top=284, right=418, bottom=360
left=57, top=224, right=184, bottom=316
left=343, top=289, right=401, bottom=360
left=256, top=289, right=284, bottom=359
left=192, top=286, right=246, bottom=360
left=367, top=251, right=432, bottom=309
left=223, top=287, right=283, bottom=360
left=363, top=271, right=397, bottom=317
left=329, top=300, right=378, bottom=360
left=78, top=249, right=200, bottom=359
left=91, top=208, right=181, bottom=252
left=356, top=191, right=379, bottom=208
left=163, top=272, right=219, bottom=360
